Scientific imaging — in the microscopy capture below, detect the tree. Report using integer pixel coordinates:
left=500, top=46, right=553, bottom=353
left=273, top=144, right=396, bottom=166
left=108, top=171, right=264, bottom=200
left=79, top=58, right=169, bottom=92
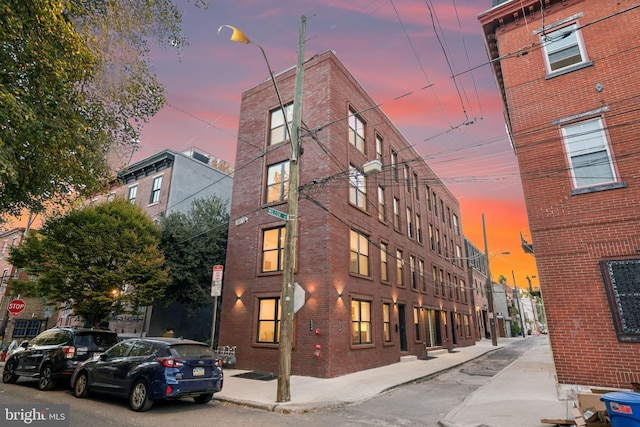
left=0, top=0, right=205, bottom=218
left=160, top=196, right=229, bottom=313
left=8, top=198, right=170, bottom=326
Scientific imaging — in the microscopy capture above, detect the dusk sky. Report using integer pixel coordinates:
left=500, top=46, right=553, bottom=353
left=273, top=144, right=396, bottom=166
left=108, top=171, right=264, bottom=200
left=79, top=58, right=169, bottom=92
left=136, top=0, right=539, bottom=289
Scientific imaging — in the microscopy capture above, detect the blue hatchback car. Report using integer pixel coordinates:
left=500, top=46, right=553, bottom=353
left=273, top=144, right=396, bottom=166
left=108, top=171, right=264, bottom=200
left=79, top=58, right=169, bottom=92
left=70, top=337, right=223, bottom=411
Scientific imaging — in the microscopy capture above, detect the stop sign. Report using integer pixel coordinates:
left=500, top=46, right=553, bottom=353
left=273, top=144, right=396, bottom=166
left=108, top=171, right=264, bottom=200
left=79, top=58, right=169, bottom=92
left=7, top=299, right=25, bottom=317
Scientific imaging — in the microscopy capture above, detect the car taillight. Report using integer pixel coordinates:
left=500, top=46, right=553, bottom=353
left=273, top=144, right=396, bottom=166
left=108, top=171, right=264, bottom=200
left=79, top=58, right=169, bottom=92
left=165, top=385, right=173, bottom=396
left=157, top=357, right=184, bottom=368
left=63, top=346, right=75, bottom=359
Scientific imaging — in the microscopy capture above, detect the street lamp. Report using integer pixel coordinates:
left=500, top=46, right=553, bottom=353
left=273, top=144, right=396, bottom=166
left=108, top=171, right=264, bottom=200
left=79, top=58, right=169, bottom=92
left=482, top=213, right=509, bottom=347
left=219, top=17, right=307, bottom=403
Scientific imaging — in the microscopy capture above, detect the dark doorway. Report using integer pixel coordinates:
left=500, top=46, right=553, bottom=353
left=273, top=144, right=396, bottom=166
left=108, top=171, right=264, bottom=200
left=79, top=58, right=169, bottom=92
left=450, top=311, right=457, bottom=345
left=398, top=304, right=407, bottom=352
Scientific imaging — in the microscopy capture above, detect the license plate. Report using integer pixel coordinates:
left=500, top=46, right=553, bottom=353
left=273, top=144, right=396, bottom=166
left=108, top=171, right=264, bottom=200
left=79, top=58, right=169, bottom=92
left=193, top=367, right=205, bottom=376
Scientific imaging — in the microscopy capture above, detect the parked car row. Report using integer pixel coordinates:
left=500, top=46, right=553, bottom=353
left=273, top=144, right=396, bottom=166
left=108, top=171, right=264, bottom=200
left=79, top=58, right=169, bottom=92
left=1, top=327, right=224, bottom=412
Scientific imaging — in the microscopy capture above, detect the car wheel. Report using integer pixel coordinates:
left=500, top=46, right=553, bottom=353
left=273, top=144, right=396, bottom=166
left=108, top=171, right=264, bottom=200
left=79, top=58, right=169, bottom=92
left=129, top=380, right=153, bottom=412
left=193, top=393, right=213, bottom=404
left=73, top=371, right=89, bottom=398
left=2, top=359, right=19, bottom=384
left=38, top=364, right=56, bottom=391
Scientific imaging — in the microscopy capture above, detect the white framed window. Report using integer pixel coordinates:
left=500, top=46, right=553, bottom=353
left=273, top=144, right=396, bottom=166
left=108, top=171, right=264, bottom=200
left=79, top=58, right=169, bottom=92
left=128, top=185, right=137, bottom=204
left=561, top=117, right=616, bottom=188
left=541, top=23, right=588, bottom=74
left=349, top=165, right=367, bottom=210
left=149, top=176, right=162, bottom=204
left=348, top=108, right=365, bottom=153
left=266, top=161, right=290, bottom=203
left=269, top=104, right=293, bottom=146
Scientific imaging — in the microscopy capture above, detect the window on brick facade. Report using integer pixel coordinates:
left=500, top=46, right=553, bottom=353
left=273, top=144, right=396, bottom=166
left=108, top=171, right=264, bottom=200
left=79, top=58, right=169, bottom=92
left=351, top=299, right=372, bottom=345
left=269, top=103, right=293, bottom=145
left=406, top=207, right=413, bottom=238
left=376, top=134, right=383, bottom=161
left=391, top=150, right=398, bottom=181
left=266, top=161, right=290, bottom=203
left=377, top=186, right=386, bottom=222
left=13, top=320, right=40, bottom=338
left=393, top=197, right=400, bottom=229
left=432, top=265, right=438, bottom=296
left=419, top=259, right=426, bottom=292
left=396, top=249, right=404, bottom=287
left=380, top=242, right=389, bottom=282
left=348, top=108, right=366, bottom=153
left=149, top=176, right=162, bottom=204
left=404, top=164, right=411, bottom=193
left=416, top=214, right=423, bottom=244
left=257, top=297, right=281, bottom=343
left=383, top=303, right=392, bottom=342
left=350, top=229, right=369, bottom=276
left=460, top=278, right=467, bottom=303
left=262, top=227, right=285, bottom=272
left=413, top=307, right=421, bottom=341
left=410, top=255, right=417, bottom=290
left=541, top=23, right=588, bottom=74
left=561, top=117, right=616, bottom=189
left=349, top=166, right=367, bottom=210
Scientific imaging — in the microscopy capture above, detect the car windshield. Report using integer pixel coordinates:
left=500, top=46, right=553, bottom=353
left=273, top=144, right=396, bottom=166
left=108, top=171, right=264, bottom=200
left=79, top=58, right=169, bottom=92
left=169, top=344, right=214, bottom=359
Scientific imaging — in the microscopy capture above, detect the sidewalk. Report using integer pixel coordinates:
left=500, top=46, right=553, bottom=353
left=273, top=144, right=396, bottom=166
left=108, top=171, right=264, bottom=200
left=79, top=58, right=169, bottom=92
left=215, top=335, right=572, bottom=425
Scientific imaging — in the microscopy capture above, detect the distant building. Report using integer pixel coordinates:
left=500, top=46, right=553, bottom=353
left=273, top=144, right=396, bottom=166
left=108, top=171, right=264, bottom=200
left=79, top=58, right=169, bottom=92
left=77, top=148, right=233, bottom=340
left=465, top=239, right=490, bottom=340
left=479, top=0, right=640, bottom=395
left=0, top=228, right=51, bottom=347
left=218, top=50, right=473, bottom=378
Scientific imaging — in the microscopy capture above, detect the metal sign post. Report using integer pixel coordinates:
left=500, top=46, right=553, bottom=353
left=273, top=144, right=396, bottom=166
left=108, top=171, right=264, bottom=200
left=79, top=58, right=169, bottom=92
left=211, top=265, right=223, bottom=349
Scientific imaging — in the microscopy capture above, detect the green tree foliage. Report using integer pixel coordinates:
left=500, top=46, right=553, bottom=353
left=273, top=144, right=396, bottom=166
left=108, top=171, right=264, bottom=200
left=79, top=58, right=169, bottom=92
left=0, top=0, right=205, bottom=218
left=8, top=198, right=170, bottom=327
left=160, top=196, right=229, bottom=313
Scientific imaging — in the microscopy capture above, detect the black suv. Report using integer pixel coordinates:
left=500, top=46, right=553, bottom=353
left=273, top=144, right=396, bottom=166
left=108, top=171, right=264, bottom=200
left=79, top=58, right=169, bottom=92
left=2, top=327, right=119, bottom=390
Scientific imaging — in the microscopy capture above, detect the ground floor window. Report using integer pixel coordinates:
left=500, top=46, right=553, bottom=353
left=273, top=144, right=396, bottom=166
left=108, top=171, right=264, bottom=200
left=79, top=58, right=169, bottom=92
left=257, top=297, right=281, bottom=344
left=13, top=320, right=41, bottom=338
left=351, top=299, right=372, bottom=345
left=383, top=302, right=392, bottom=342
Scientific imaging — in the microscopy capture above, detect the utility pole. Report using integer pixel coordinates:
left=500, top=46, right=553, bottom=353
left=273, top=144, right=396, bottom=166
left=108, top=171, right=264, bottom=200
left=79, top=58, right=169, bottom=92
left=512, top=270, right=525, bottom=338
left=482, top=214, right=498, bottom=346
left=277, top=15, right=306, bottom=403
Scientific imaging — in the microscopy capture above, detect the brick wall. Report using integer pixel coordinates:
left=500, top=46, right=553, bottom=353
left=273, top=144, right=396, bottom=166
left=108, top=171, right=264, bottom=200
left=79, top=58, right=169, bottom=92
left=480, top=0, right=640, bottom=390
left=219, top=51, right=474, bottom=378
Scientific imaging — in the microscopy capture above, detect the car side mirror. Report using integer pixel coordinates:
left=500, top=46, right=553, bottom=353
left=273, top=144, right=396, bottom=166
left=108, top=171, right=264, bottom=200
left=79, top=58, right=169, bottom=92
left=99, top=353, right=108, bottom=361
left=19, top=341, right=29, bottom=349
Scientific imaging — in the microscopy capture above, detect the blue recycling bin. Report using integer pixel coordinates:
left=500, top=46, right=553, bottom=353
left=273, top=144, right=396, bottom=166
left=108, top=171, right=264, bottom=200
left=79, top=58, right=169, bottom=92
left=601, top=391, right=640, bottom=426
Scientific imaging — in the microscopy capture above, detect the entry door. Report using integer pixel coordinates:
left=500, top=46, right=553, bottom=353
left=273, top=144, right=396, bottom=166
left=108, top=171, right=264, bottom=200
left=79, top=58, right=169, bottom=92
left=398, top=304, right=407, bottom=352
left=450, top=312, right=457, bottom=345
left=423, top=309, right=443, bottom=347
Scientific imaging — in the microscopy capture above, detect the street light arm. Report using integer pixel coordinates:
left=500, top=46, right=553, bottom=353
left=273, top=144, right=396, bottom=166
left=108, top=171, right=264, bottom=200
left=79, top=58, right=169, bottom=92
left=218, top=25, right=293, bottom=157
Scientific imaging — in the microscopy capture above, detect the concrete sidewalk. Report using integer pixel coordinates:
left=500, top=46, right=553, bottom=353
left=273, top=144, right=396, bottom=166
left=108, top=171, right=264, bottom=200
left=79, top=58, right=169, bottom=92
left=215, top=335, right=571, bottom=425
left=439, top=336, right=572, bottom=427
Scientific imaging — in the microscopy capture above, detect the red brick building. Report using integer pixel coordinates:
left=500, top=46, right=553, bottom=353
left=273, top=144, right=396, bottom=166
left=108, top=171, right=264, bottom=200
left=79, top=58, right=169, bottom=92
left=479, top=0, right=640, bottom=395
left=0, top=228, right=51, bottom=348
left=218, top=51, right=474, bottom=378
